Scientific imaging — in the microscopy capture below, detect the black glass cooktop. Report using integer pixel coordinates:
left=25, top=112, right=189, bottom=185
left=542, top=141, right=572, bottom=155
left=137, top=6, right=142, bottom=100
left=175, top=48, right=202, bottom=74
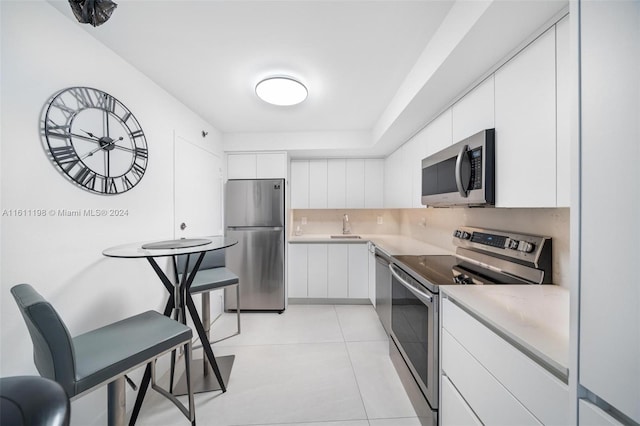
left=393, top=255, right=459, bottom=286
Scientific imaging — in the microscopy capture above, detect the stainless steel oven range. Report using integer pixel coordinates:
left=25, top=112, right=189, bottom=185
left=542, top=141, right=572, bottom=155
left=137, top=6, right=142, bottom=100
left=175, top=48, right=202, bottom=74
left=388, top=226, right=552, bottom=426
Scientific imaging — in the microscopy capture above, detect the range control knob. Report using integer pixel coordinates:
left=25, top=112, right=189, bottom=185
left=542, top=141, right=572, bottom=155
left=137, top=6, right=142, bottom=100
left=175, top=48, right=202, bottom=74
left=508, top=239, right=520, bottom=250
left=453, top=230, right=461, bottom=238
left=518, top=241, right=535, bottom=253
left=461, top=231, right=471, bottom=240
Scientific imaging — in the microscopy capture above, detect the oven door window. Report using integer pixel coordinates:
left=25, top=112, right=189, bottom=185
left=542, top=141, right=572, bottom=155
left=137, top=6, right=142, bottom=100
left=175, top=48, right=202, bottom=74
left=390, top=273, right=437, bottom=407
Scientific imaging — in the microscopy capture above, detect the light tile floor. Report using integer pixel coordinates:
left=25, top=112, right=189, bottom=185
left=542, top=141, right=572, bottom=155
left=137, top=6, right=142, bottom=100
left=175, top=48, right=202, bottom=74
left=136, top=305, right=420, bottom=426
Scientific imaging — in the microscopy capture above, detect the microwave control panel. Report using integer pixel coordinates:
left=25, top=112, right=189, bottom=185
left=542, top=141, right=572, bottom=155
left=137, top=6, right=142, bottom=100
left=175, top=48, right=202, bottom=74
left=469, top=148, right=483, bottom=190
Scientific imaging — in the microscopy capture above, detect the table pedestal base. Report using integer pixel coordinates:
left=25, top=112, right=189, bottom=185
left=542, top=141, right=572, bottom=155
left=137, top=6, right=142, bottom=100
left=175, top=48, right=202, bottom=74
left=173, top=355, right=235, bottom=395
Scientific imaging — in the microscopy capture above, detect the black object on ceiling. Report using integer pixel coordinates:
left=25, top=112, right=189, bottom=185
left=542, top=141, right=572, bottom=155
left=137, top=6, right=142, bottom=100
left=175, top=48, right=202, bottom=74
left=68, top=0, right=117, bottom=27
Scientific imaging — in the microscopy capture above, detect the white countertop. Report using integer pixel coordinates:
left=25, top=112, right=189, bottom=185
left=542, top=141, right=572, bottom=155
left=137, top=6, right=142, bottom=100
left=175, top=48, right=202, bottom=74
left=288, top=234, right=453, bottom=256
left=441, top=285, right=570, bottom=380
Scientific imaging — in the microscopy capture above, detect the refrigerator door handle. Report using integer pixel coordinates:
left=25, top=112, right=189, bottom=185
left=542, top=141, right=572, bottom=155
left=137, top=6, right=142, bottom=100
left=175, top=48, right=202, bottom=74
left=227, top=226, right=283, bottom=231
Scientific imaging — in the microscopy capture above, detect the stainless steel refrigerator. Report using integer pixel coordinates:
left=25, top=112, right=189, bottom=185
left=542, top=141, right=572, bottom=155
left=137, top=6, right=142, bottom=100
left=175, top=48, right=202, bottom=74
left=224, top=179, right=285, bottom=312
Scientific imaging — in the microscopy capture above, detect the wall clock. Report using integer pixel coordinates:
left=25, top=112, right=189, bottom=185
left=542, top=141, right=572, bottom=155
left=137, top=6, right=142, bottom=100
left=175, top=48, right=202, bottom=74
left=43, top=87, right=148, bottom=194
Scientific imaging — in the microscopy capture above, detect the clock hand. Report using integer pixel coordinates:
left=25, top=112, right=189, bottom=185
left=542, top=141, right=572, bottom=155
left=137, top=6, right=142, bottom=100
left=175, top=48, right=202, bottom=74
left=79, top=137, right=124, bottom=160
left=81, top=130, right=99, bottom=139
left=68, top=132, right=100, bottom=143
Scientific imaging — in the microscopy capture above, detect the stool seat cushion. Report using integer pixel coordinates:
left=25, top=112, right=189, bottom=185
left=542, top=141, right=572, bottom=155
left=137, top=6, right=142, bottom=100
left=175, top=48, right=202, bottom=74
left=185, top=267, right=239, bottom=294
left=0, top=376, right=70, bottom=426
left=73, top=311, right=192, bottom=395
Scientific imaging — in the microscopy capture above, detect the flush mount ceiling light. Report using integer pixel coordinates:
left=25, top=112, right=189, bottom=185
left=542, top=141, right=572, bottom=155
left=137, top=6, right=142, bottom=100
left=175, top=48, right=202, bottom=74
left=255, top=76, right=308, bottom=106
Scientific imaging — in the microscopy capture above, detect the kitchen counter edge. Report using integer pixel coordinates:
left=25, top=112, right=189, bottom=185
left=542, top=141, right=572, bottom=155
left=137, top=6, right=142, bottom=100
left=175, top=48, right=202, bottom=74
left=441, top=285, right=570, bottom=382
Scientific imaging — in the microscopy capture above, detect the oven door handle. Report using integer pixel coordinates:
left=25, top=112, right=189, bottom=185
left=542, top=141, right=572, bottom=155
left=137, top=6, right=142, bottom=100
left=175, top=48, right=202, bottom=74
left=389, top=264, right=433, bottom=304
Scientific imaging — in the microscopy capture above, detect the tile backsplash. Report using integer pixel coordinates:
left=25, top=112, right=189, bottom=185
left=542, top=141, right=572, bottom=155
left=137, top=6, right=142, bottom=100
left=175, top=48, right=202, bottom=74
left=290, top=207, right=570, bottom=288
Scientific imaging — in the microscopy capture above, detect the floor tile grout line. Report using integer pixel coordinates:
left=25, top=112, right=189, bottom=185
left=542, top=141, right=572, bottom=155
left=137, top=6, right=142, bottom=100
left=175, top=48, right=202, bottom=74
left=335, top=304, right=375, bottom=421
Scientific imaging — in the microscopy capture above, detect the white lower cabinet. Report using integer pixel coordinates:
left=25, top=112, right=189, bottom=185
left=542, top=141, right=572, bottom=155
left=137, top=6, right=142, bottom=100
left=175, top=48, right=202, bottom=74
left=288, top=244, right=308, bottom=297
left=288, top=243, right=369, bottom=300
left=328, top=244, right=348, bottom=298
left=579, top=399, right=623, bottom=426
left=308, top=244, right=328, bottom=297
left=441, top=375, right=481, bottom=426
left=441, top=298, right=569, bottom=426
left=367, top=242, right=376, bottom=306
left=347, top=244, right=368, bottom=298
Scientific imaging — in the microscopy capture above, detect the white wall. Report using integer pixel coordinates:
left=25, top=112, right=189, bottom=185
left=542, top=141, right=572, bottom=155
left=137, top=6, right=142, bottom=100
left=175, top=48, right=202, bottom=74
left=0, top=2, right=222, bottom=424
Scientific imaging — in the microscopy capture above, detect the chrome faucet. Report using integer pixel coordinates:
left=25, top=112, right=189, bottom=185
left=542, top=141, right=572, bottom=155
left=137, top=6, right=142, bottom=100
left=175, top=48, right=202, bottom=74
left=342, top=214, right=352, bottom=235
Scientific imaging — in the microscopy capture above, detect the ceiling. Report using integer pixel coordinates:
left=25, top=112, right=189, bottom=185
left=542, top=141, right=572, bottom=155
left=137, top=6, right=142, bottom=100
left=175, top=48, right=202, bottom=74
left=47, top=0, right=455, bottom=134
left=46, top=0, right=569, bottom=157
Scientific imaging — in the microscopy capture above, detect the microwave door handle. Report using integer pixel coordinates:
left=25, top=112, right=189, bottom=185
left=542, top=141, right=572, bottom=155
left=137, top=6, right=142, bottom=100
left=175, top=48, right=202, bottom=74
left=389, top=264, right=433, bottom=304
left=455, top=144, right=469, bottom=197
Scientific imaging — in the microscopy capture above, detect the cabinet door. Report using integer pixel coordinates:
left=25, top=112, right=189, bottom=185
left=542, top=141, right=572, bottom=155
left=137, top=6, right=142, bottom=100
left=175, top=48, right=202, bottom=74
left=495, top=27, right=556, bottom=207
left=308, top=160, right=328, bottom=208
left=288, top=244, right=308, bottom=298
left=307, top=244, right=328, bottom=297
left=256, top=152, right=287, bottom=178
left=345, top=159, right=365, bottom=208
left=555, top=16, right=570, bottom=207
left=348, top=244, right=369, bottom=299
left=364, top=159, right=384, bottom=208
left=383, top=147, right=411, bottom=208
left=327, top=244, right=348, bottom=298
left=452, top=76, right=495, bottom=142
left=424, top=109, right=453, bottom=156
left=367, top=243, right=376, bottom=306
left=404, top=136, right=424, bottom=208
left=327, top=159, right=346, bottom=208
left=579, top=2, right=640, bottom=423
left=290, top=161, right=309, bottom=209
left=441, top=375, right=482, bottom=426
left=227, top=153, right=257, bottom=179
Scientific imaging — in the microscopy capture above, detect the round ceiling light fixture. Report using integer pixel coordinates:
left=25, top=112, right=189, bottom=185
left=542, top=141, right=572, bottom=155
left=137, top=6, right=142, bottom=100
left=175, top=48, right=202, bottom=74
left=255, top=76, right=308, bottom=106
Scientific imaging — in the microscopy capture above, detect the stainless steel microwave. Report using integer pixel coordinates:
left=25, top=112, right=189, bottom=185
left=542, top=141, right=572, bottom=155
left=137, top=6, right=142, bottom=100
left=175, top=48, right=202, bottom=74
left=421, top=129, right=495, bottom=207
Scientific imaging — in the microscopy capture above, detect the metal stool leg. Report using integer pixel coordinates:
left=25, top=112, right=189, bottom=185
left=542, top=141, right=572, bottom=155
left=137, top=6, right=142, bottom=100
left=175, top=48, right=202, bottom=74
left=202, top=292, right=211, bottom=375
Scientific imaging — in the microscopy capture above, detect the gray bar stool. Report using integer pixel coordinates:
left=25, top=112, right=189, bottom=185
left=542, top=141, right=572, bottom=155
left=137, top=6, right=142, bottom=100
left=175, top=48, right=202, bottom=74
left=0, top=376, right=70, bottom=426
left=172, top=250, right=240, bottom=394
left=176, top=250, right=240, bottom=356
left=11, top=284, right=196, bottom=426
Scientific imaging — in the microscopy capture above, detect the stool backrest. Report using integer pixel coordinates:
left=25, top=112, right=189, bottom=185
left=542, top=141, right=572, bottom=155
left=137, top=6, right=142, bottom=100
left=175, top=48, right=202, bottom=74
left=11, top=284, right=76, bottom=397
left=176, top=249, right=225, bottom=274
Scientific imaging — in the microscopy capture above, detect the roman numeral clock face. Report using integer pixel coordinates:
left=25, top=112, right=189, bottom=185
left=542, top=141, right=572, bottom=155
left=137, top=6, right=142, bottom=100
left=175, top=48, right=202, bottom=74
left=43, top=87, right=148, bottom=194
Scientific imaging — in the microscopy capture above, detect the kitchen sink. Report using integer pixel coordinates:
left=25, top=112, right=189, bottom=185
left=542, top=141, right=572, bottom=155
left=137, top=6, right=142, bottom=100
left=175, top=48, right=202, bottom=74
left=330, top=235, right=361, bottom=239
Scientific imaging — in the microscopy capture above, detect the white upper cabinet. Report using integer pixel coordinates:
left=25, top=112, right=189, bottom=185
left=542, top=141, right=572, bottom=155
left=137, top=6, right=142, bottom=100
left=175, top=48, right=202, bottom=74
left=227, top=152, right=287, bottom=179
left=345, top=159, right=365, bottom=208
left=495, top=27, right=557, bottom=207
left=364, top=159, right=384, bottom=208
left=386, top=108, right=452, bottom=209
left=384, top=145, right=412, bottom=208
left=452, top=76, right=495, bottom=142
left=555, top=16, right=570, bottom=208
left=256, top=152, right=288, bottom=178
left=308, top=159, right=328, bottom=208
left=290, top=160, right=309, bottom=209
left=404, top=136, right=424, bottom=208
left=327, top=159, right=347, bottom=208
left=291, top=158, right=383, bottom=209
left=227, top=153, right=257, bottom=179
left=424, top=109, right=453, bottom=157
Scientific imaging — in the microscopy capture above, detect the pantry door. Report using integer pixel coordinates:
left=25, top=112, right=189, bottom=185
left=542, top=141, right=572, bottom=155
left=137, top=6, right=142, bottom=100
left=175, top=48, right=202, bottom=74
left=173, top=131, right=223, bottom=239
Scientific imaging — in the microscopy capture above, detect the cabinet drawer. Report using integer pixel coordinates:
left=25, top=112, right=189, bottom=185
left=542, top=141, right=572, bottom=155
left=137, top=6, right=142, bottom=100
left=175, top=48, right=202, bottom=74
left=579, top=399, right=623, bottom=425
left=442, top=329, right=540, bottom=425
left=442, top=298, right=569, bottom=425
left=441, top=375, right=482, bottom=426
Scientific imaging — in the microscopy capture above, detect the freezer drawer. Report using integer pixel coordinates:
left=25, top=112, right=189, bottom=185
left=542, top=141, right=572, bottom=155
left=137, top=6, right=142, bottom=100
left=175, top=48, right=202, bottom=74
left=224, top=227, right=285, bottom=311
